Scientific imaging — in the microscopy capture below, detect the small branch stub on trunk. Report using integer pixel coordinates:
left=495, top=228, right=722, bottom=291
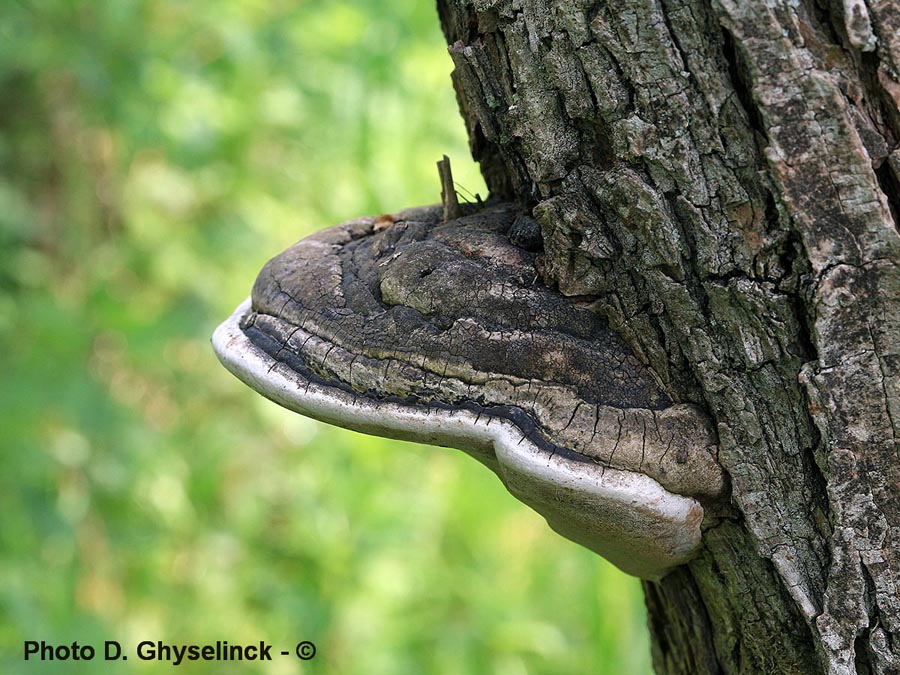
left=437, top=155, right=462, bottom=222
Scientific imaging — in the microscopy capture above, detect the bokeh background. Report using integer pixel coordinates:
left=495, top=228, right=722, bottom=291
left=0, top=1, right=651, bottom=673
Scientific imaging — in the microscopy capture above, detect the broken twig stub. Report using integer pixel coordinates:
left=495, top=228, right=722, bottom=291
left=437, top=155, right=462, bottom=222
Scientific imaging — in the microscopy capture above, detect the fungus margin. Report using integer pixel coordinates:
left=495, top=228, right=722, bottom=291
left=213, top=298, right=705, bottom=579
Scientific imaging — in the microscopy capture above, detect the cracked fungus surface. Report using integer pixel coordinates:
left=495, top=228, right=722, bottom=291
left=241, top=202, right=721, bottom=498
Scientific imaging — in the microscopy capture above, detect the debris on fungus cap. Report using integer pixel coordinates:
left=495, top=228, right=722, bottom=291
left=213, top=202, right=726, bottom=580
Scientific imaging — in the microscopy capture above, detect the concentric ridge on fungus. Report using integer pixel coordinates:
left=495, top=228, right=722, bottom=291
left=213, top=202, right=726, bottom=579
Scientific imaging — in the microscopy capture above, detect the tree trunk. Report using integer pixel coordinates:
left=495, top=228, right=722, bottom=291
left=434, top=1, right=900, bottom=673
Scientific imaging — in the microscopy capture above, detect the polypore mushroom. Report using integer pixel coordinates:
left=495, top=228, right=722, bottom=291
left=213, top=202, right=726, bottom=579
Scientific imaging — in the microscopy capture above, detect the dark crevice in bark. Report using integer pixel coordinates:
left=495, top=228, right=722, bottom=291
left=854, top=555, right=878, bottom=674
left=860, top=50, right=900, bottom=150
left=658, top=1, right=690, bottom=81
left=487, top=29, right=515, bottom=98
left=855, top=630, right=874, bottom=675
left=811, top=0, right=848, bottom=48
left=812, top=1, right=899, bottom=158
left=585, top=1, right=604, bottom=26
left=874, top=161, right=900, bottom=235
left=644, top=569, right=723, bottom=675
left=464, top=10, right=480, bottom=44
left=718, top=26, right=767, bottom=146
left=781, top=231, right=818, bottom=359
left=577, top=119, right=616, bottom=172
left=779, top=235, right=833, bottom=550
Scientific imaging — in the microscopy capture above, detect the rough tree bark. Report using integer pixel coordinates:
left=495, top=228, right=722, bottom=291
left=434, top=1, right=900, bottom=673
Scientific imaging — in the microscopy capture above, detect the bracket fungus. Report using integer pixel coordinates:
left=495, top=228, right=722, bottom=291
left=213, top=202, right=726, bottom=579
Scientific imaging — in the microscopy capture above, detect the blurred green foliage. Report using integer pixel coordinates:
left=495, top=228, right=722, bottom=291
left=0, top=1, right=651, bottom=673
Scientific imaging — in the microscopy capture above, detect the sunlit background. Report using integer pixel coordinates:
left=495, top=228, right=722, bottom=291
left=0, top=1, right=651, bottom=673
